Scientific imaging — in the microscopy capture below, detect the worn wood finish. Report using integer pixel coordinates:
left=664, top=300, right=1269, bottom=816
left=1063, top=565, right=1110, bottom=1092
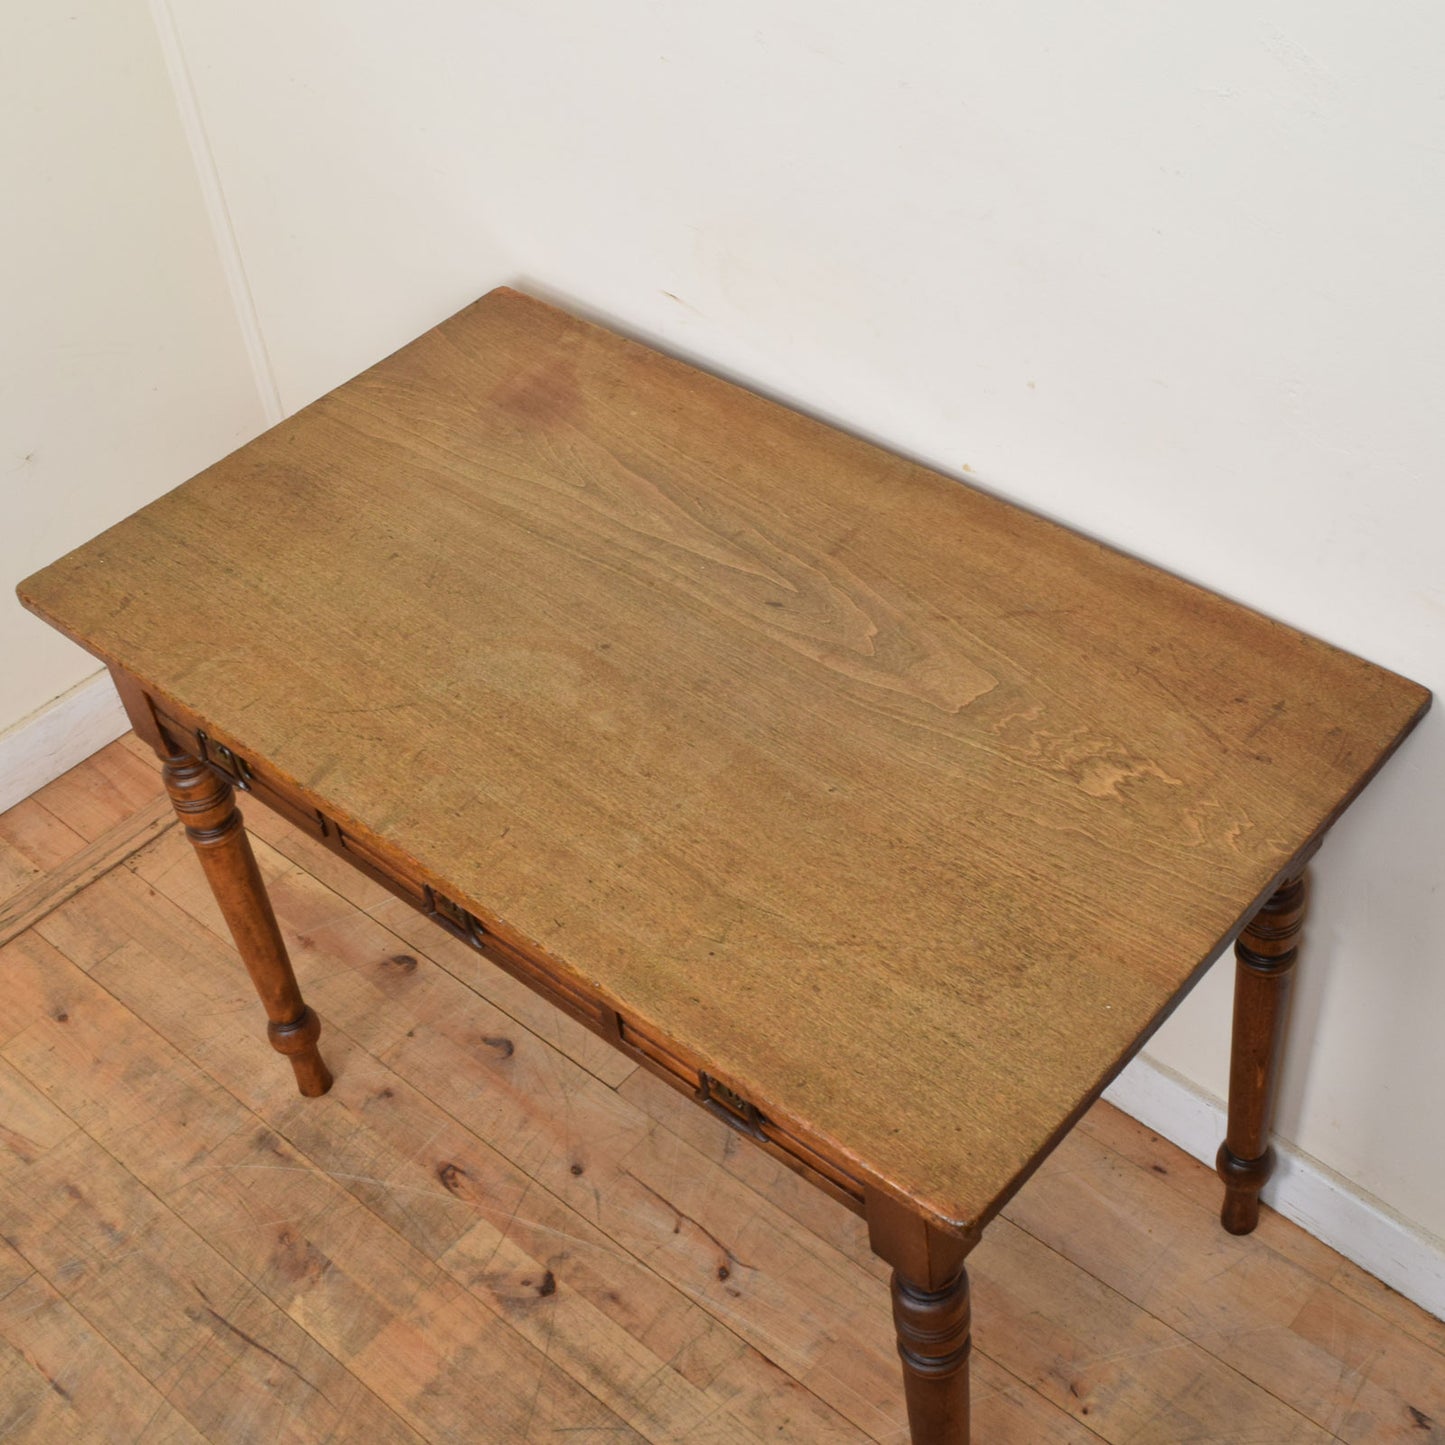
left=0, top=802, right=85, bottom=895
left=1217, top=869, right=1308, bottom=1234
left=19, top=734, right=161, bottom=845
left=0, top=792, right=173, bottom=948
left=17, top=287, right=1428, bottom=1237
left=1, top=932, right=638, bottom=1443
left=159, top=746, right=332, bottom=1097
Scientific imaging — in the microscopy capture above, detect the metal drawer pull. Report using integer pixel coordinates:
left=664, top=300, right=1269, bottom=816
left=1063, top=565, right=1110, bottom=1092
left=196, top=729, right=253, bottom=790
left=699, top=1072, right=767, bottom=1141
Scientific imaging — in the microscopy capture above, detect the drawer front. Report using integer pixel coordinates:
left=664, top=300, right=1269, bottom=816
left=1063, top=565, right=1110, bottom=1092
left=337, top=826, right=428, bottom=902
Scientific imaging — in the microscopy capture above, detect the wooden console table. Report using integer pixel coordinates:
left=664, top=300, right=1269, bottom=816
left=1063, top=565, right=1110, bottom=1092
left=19, top=288, right=1428, bottom=1442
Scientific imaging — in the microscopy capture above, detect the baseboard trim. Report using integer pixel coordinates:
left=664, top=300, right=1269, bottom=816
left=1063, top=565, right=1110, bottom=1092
left=1105, top=1052, right=1445, bottom=1322
left=0, top=672, right=129, bottom=813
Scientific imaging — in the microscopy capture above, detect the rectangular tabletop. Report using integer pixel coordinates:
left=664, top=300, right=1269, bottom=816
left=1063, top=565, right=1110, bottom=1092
left=19, top=287, right=1429, bottom=1234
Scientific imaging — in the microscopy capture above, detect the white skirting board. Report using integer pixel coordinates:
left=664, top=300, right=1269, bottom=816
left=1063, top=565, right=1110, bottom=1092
left=0, top=671, right=130, bottom=814
left=1105, top=1052, right=1445, bottom=1322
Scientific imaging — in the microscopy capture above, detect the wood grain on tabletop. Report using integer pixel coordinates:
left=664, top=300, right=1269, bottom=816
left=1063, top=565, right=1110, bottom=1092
left=16, top=287, right=1430, bottom=1234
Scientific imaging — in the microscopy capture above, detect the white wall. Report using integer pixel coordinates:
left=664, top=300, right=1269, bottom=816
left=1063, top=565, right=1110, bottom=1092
left=0, top=0, right=269, bottom=750
left=8, top=0, right=1443, bottom=1304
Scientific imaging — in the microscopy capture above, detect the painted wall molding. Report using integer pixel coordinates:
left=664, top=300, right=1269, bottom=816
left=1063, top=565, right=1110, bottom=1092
left=1106, top=1052, right=1445, bottom=1322
left=0, top=671, right=129, bottom=814
left=147, top=0, right=284, bottom=426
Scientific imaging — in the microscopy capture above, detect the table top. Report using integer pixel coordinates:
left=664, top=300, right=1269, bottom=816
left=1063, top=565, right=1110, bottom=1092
left=20, top=287, right=1429, bottom=1234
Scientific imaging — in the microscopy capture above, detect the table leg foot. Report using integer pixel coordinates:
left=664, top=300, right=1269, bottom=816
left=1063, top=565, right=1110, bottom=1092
left=1216, top=868, right=1307, bottom=1234
left=161, top=748, right=333, bottom=1097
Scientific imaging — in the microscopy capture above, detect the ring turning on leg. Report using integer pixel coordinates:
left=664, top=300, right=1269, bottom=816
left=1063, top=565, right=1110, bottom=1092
left=161, top=748, right=333, bottom=1097
left=892, top=1266, right=972, bottom=1443
left=1217, top=868, right=1307, bottom=1234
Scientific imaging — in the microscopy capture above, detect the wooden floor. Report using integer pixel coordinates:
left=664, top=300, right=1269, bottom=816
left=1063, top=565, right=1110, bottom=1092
left=1, top=738, right=1442, bottom=1443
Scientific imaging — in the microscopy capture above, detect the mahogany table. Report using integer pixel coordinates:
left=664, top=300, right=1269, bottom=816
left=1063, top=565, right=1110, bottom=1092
left=19, top=288, right=1429, bottom=1442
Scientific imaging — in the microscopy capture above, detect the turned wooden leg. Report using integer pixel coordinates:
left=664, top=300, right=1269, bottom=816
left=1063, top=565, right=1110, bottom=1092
left=892, top=1265, right=972, bottom=1442
left=867, top=1188, right=973, bottom=1444
left=1216, top=868, right=1307, bottom=1234
left=161, top=747, right=333, bottom=1096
